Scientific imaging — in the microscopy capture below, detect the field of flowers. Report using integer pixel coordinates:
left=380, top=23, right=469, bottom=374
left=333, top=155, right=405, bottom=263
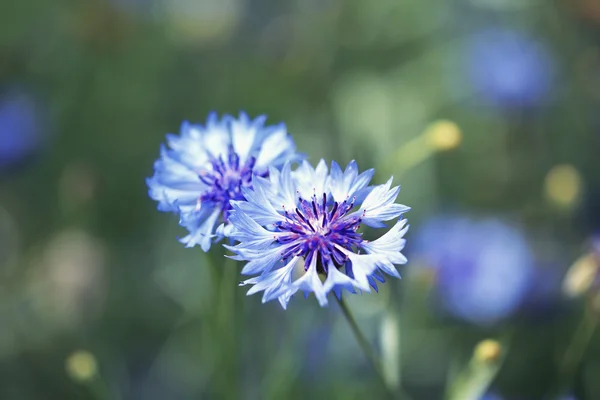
left=1, top=1, right=600, bottom=399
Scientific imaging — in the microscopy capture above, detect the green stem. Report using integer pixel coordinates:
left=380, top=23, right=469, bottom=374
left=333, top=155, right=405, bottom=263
left=207, top=249, right=226, bottom=291
left=335, top=296, right=397, bottom=399
left=88, top=378, right=114, bottom=400
left=560, top=307, right=598, bottom=388
left=213, top=254, right=239, bottom=399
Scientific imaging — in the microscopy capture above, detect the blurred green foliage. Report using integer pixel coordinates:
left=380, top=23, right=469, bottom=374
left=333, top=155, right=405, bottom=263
left=2, top=0, right=600, bottom=399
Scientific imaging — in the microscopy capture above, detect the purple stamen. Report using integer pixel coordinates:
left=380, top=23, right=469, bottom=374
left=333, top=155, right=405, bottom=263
left=275, top=192, right=364, bottom=272
left=199, top=147, right=258, bottom=221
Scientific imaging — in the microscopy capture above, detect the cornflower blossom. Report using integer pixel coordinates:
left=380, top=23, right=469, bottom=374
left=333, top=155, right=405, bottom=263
left=412, top=216, right=534, bottom=325
left=226, top=160, right=410, bottom=308
left=466, top=28, right=555, bottom=109
left=0, top=90, right=42, bottom=169
left=147, top=112, right=300, bottom=251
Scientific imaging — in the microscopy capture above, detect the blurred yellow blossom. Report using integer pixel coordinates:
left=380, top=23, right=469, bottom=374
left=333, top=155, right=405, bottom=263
left=544, top=164, right=582, bottom=208
left=66, top=350, right=98, bottom=382
left=425, top=120, right=462, bottom=151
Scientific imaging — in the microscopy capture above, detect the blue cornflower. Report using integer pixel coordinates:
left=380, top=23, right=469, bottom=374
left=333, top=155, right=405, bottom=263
left=466, top=28, right=555, bottom=109
left=0, top=89, right=42, bottom=169
left=226, top=160, right=410, bottom=308
left=147, top=112, right=300, bottom=251
left=412, top=215, right=534, bottom=325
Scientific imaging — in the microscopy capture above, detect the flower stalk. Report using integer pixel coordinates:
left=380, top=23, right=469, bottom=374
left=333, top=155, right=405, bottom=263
left=336, top=296, right=399, bottom=399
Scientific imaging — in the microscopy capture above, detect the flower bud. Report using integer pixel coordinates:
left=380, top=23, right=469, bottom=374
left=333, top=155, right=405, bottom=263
left=425, top=120, right=462, bottom=151
left=66, top=350, right=98, bottom=382
left=474, top=339, right=502, bottom=364
left=563, top=253, right=598, bottom=297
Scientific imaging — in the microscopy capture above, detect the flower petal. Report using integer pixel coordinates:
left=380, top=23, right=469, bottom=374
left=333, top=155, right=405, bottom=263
left=362, top=219, right=409, bottom=265
left=179, top=208, right=221, bottom=251
left=255, top=123, right=299, bottom=169
left=291, top=255, right=328, bottom=307
left=353, top=177, right=410, bottom=227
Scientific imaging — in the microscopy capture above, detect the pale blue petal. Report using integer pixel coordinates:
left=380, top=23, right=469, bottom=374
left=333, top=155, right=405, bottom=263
left=265, top=162, right=297, bottom=211
left=291, top=256, right=328, bottom=306
left=230, top=113, right=265, bottom=164
left=227, top=208, right=281, bottom=249
left=232, top=178, right=286, bottom=225
left=166, top=122, right=211, bottom=169
left=179, top=208, right=221, bottom=251
left=233, top=243, right=295, bottom=275
left=328, top=160, right=374, bottom=203
left=293, top=159, right=329, bottom=199
left=202, top=113, right=231, bottom=158
left=323, top=260, right=356, bottom=294
left=239, top=256, right=299, bottom=297
left=362, top=219, right=409, bottom=265
left=255, top=124, right=298, bottom=169
left=277, top=292, right=293, bottom=309
left=352, top=177, right=410, bottom=227
left=344, top=252, right=386, bottom=292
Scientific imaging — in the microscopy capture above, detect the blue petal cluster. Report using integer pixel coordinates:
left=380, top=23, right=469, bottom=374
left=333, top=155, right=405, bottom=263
left=0, top=90, right=42, bottom=169
left=147, top=112, right=300, bottom=251
left=412, top=215, right=534, bottom=325
left=226, top=160, right=410, bottom=308
left=466, top=28, right=555, bottom=109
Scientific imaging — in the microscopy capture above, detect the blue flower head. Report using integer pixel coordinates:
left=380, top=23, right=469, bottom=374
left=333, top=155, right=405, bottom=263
left=226, top=160, right=410, bottom=309
left=0, top=89, right=42, bottom=169
left=412, top=215, right=534, bottom=325
left=147, top=112, right=300, bottom=251
left=466, top=28, right=555, bottom=109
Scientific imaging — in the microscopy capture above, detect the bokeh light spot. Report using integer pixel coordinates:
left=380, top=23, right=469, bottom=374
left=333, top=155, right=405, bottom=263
left=474, top=339, right=502, bottom=364
left=563, top=253, right=598, bottom=297
left=66, top=350, right=98, bottom=382
left=162, top=0, right=242, bottom=46
left=544, top=164, right=582, bottom=208
left=425, top=120, right=462, bottom=151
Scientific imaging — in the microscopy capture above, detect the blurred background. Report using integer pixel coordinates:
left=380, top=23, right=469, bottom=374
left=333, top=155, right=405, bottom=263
left=2, top=0, right=600, bottom=399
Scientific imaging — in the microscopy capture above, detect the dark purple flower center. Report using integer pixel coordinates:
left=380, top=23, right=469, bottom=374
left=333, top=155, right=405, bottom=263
left=276, top=193, right=364, bottom=273
left=199, top=145, right=257, bottom=220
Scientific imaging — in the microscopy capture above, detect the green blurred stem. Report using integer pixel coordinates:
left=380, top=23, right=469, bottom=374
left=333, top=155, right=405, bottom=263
left=446, top=356, right=502, bottom=400
left=207, top=250, right=239, bottom=399
left=560, top=308, right=598, bottom=387
left=335, top=296, right=399, bottom=399
left=207, top=249, right=226, bottom=290
left=86, top=374, right=115, bottom=400
left=445, top=335, right=509, bottom=400
left=220, top=260, right=239, bottom=399
left=379, top=134, right=433, bottom=178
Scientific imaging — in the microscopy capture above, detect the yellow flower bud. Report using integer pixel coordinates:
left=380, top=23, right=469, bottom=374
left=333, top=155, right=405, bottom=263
left=544, top=164, right=582, bottom=209
left=563, top=253, right=598, bottom=297
left=65, top=350, right=98, bottom=382
left=425, top=120, right=462, bottom=151
left=474, top=339, right=502, bottom=364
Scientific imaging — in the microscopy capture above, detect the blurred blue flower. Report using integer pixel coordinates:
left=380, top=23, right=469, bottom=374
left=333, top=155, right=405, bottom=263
left=147, top=112, right=300, bottom=251
left=592, top=233, right=600, bottom=255
left=228, top=160, right=410, bottom=308
left=413, top=216, right=534, bottom=325
left=518, top=262, right=567, bottom=321
left=0, top=90, right=42, bottom=169
left=466, top=28, right=555, bottom=109
left=558, top=395, right=578, bottom=400
left=480, top=393, right=503, bottom=400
